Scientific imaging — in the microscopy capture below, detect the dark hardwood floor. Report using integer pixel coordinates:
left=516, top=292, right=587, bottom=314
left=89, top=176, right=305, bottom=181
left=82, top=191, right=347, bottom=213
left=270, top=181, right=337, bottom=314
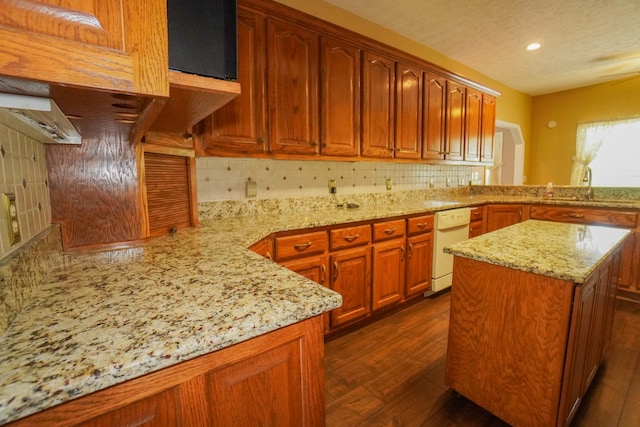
left=325, top=292, right=640, bottom=427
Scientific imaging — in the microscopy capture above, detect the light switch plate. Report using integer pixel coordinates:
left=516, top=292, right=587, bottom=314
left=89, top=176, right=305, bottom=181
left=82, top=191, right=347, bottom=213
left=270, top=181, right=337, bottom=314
left=3, top=193, right=20, bottom=246
left=246, top=179, right=257, bottom=198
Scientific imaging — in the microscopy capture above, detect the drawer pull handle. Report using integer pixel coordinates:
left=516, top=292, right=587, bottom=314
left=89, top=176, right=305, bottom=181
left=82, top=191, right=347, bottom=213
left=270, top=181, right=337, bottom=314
left=333, top=262, right=339, bottom=281
left=294, top=242, right=313, bottom=251
left=321, top=264, right=326, bottom=285
left=408, top=243, right=413, bottom=259
left=344, top=234, right=359, bottom=242
left=568, top=214, right=585, bottom=219
left=384, top=228, right=397, bottom=235
left=265, top=252, right=273, bottom=261
left=416, top=222, right=428, bottom=229
left=401, top=246, right=405, bottom=262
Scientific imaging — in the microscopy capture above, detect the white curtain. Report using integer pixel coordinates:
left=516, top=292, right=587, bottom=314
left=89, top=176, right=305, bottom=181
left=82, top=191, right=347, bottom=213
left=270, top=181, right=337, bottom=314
left=570, top=122, right=606, bottom=185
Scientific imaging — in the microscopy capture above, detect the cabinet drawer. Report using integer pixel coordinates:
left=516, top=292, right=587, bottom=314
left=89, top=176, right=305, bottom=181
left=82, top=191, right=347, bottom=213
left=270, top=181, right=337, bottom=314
left=470, top=206, right=484, bottom=221
left=275, top=231, right=328, bottom=261
left=373, top=219, right=406, bottom=242
left=407, top=215, right=434, bottom=235
left=330, top=225, right=371, bottom=250
left=530, top=206, right=637, bottom=228
left=469, top=220, right=483, bottom=238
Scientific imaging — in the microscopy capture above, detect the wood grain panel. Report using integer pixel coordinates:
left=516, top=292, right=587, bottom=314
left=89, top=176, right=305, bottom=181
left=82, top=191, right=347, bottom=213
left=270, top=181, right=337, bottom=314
left=0, top=0, right=122, bottom=49
left=394, top=62, right=422, bottom=159
left=46, top=136, right=144, bottom=250
left=267, top=18, right=319, bottom=155
left=144, top=152, right=193, bottom=237
left=529, top=205, right=638, bottom=228
left=422, top=73, right=447, bottom=160
left=371, top=239, right=405, bottom=309
left=464, top=87, right=482, bottom=161
left=372, top=219, right=405, bottom=242
left=361, top=51, right=395, bottom=158
left=320, top=36, right=360, bottom=157
left=329, top=224, right=371, bottom=250
left=203, top=8, right=268, bottom=155
left=481, top=95, right=497, bottom=163
left=275, top=231, right=328, bottom=261
left=446, top=256, right=575, bottom=427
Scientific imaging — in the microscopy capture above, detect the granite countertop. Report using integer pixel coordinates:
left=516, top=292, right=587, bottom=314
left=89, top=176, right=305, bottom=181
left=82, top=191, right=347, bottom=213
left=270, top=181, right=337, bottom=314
left=445, top=219, right=631, bottom=283
left=0, top=191, right=638, bottom=425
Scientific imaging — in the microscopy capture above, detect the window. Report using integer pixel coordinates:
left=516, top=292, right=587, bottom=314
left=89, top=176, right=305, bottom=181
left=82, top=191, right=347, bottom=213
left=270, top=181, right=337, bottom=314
left=572, top=117, right=640, bottom=187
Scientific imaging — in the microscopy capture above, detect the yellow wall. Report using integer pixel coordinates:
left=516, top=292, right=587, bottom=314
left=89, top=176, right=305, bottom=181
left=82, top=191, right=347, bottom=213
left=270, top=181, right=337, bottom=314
left=530, top=77, right=640, bottom=185
left=273, top=0, right=533, bottom=180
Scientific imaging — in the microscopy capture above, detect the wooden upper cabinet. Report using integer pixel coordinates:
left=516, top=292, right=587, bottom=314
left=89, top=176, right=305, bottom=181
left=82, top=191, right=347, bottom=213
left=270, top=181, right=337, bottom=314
left=481, top=94, right=497, bottom=163
left=362, top=52, right=395, bottom=158
left=201, top=9, right=268, bottom=155
left=422, top=73, right=447, bottom=160
left=444, top=81, right=466, bottom=161
left=320, top=37, right=361, bottom=157
left=267, top=18, right=320, bottom=155
left=395, top=63, right=423, bottom=159
left=0, top=0, right=167, bottom=96
left=464, top=87, right=482, bottom=162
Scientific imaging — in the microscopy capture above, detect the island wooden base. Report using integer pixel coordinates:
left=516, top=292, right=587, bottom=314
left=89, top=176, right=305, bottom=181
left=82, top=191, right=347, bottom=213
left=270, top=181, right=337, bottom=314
left=446, top=250, right=621, bottom=427
left=7, top=316, right=325, bottom=427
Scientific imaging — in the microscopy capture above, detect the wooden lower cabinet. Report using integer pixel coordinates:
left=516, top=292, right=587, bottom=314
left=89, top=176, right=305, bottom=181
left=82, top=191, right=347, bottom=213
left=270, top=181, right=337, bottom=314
left=405, top=232, right=433, bottom=296
left=7, top=317, right=326, bottom=427
left=282, top=255, right=330, bottom=332
left=372, top=239, right=405, bottom=310
left=485, top=204, right=526, bottom=232
left=468, top=205, right=485, bottom=237
left=329, top=246, right=371, bottom=327
left=529, top=204, right=639, bottom=297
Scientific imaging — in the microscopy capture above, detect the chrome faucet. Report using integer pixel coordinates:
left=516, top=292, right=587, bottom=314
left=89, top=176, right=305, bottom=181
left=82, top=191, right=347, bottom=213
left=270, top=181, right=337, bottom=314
left=582, top=167, right=593, bottom=200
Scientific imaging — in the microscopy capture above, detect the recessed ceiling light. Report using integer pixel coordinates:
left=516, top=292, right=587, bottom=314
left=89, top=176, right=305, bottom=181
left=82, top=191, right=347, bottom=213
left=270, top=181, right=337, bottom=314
left=527, top=43, right=541, bottom=51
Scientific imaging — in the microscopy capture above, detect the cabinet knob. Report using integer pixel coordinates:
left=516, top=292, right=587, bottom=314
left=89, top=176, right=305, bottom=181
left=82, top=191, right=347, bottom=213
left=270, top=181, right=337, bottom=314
left=311, top=141, right=319, bottom=146
left=257, top=137, right=264, bottom=143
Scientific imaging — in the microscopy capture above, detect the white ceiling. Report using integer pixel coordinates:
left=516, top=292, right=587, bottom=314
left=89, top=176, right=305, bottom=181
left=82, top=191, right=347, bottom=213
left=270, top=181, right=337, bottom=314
left=323, top=0, right=640, bottom=96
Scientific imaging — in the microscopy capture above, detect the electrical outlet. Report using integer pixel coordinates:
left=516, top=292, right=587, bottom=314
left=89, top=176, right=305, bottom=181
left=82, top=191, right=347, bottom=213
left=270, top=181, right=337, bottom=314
left=3, top=193, right=20, bottom=246
left=428, top=178, right=434, bottom=188
left=386, top=178, right=392, bottom=190
left=446, top=178, right=452, bottom=187
left=328, top=179, right=337, bottom=194
left=246, top=179, right=257, bottom=198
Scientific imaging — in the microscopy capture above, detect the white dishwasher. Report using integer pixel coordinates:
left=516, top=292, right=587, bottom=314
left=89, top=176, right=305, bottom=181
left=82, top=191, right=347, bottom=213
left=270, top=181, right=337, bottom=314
left=430, top=207, right=471, bottom=293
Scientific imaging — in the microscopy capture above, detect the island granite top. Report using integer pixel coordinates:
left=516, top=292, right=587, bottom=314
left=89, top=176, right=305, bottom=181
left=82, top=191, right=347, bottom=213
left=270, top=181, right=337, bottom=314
left=445, top=219, right=631, bottom=283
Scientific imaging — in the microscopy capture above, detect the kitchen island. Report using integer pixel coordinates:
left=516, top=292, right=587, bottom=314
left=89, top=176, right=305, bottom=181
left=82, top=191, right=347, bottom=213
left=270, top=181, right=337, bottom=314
left=444, top=220, right=630, bottom=427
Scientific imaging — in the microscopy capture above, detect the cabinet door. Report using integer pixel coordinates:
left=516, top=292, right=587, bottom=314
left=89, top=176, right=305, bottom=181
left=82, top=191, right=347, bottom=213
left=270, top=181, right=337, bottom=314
left=0, top=0, right=166, bottom=95
left=372, top=239, right=405, bottom=309
left=330, top=247, right=371, bottom=327
left=422, top=73, right=447, bottom=160
left=481, top=94, right=497, bottom=163
left=444, top=81, right=466, bottom=161
left=405, top=233, right=433, bottom=297
left=75, top=389, right=179, bottom=427
left=267, top=19, right=319, bottom=155
left=320, top=37, right=360, bottom=157
left=561, top=275, right=597, bottom=427
left=282, top=255, right=330, bottom=333
left=362, top=52, right=395, bottom=158
left=205, top=331, right=311, bottom=427
left=395, top=63, right=422, bottom=159
left=204, top=9, right=268, bottom=155
left=485, top=204, right=524, bottom=232
left=464, top=87, right=482, bottom=162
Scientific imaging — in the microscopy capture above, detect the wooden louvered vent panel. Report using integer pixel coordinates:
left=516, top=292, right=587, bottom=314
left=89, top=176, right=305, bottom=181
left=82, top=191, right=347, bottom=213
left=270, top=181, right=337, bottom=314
left=144, top=152, right=193, bottom=237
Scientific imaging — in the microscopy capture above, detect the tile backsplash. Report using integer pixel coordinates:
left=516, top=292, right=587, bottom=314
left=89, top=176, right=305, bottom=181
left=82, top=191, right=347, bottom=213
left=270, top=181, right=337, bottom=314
left=0, top=118, right=52, bottom=261
left=196, top=157, right=485, bottom=202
